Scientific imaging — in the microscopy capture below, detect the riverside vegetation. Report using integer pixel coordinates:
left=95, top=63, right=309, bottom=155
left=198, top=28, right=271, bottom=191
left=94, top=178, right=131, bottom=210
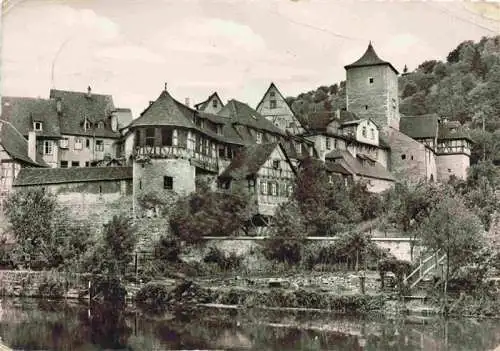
left=1, top=156, right=499, bottom=318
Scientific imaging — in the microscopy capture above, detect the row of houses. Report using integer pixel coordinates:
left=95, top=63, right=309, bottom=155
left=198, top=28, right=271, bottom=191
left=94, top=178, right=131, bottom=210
left=0, top=43, right=473, bottom=223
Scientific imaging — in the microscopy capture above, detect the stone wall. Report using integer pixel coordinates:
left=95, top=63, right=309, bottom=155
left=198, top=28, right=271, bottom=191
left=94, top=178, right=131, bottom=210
left=346, top=65, right=399, bottom=130
left=436, top=153, right=469, bottom=181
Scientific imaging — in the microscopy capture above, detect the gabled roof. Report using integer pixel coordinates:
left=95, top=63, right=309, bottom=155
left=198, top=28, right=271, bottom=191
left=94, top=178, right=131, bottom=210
left=325, top=149, right=395, bottom=181
left=13, top=166, right=132, bottom=186
left=49, top=88, right=119, bottom=139
left=218, top=99, right=285, bottom=135
left=400, top=114, right=440, bottom=139
left=219, top=142, right=294, bottom=180
left=2, top=97, right=61, bottom=138
left=255, top=82, right=304, bottom=129
left=194, top=92, right=224, bottom=111
left=344, top=42, right=399, bottom=75
left=0, top=120, right=48, bottom=167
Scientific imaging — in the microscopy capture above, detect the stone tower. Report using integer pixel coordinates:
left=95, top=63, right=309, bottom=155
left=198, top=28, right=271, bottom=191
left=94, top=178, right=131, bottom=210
left=345, top=42, right=400, bottom=130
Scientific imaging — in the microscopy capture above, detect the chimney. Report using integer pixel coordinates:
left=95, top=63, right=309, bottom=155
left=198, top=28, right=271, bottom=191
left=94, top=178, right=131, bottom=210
left=56, top=98, right=62, bottom=115
left=87, top=86, right=92, bottom=98
left=185, top=97, right=190, bottom=107
left=164, top=82, right=168, bottom=91
left=28, top=131, right=37, bottom=162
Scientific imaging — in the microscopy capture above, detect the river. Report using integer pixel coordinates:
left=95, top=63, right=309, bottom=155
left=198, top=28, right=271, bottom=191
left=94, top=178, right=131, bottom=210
left=0, top=298, right=500, bottom=350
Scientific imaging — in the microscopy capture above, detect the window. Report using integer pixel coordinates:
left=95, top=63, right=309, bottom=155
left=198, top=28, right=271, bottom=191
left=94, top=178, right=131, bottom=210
left=33, top=122, right=42, bottom=131
left=59, top=138, right=69, bottom=149
left=212, top=99, right=218, bottom=108
left=95, top=140, right=104, bottom=152
left=334, top=139, right=337, bottom=149
left=362, top=126, right=367, bottom=138
left=270, top=100, right=277, bottom=109
left=271, top=183, right=277, bottom=196
left=370, top=128, right=375, bottom=140
left=227, top=148, right=233, bottom=159
left=297, top=143, right=302, bottom=154
left=86, top=139, right=91, bottom=149
left=392, top=98, right=397, bottom=109
left=161, top=128, right=173, bottom=146
left=411, top=155, right=414, bottom=160
left=219, top=146, right=226, bottom=158
left=326, top=138, right=331, bottom=150
left=145, top=128, right=155, bottom=147
left=84, top=121, right=92, bottom=130
left=74, top=138, right=83, bottom=150
left=71, top=161, right=80, bottom=167
left=216, top=125, right=223, bottom=135
left=270, top=91, right=276, bottom=97
left=401, top=154, right=406, bottom=160
left=368, top=77, right=374, bottom=84
left=43, top=141, right=53, bottom=155
left=273, top=160, right=280, bottom=169
left=97, top=121, right=104, bottom=129
left=139, top=180, right=142, bottom=190
left=60, top=160, right=68, bottom=168
left=135, top=130, right=142, bottom=147
left=163, top=176, right=173, bottom=190
left=261, top=181, right=268, bottom=195
left=256, top=132, right=262, bottom=144
left=220, top=180, right=231, bottom=190
left=85, top=161, right=90, bottom=167
left=364, top=105, right=368, bottom=110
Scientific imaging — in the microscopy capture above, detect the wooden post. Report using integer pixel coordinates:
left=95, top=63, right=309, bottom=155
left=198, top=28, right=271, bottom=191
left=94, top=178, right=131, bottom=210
left=135, top=252, right=139, bottom=278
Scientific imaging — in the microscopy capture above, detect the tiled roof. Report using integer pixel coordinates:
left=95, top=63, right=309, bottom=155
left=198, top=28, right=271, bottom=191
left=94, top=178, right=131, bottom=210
left=13, top=166, right=132, bottom=186
left=49, top=89, right=119, bottom=139
left=305, top=110, right=357, bottom=132
left=400, top=114, right=440, bottom=139
left=218, top=100, right=285, bottom=136
left=2, top=97, right=61, bottom=137
left=438, top=124, right=473, bottom=142
left=0, top=120, right=48, bottom=167
left=194, top=92, right=224, bottom=111
left=344, top=42, right=399, bottom=74
left=325, top=149, right=395, bottom=181
left=326, top=162, right=352, bottom=175
left=219, top=143, right=288, bottom=180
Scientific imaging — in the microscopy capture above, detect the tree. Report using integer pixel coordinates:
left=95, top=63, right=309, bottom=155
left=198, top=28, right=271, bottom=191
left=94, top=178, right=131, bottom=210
left=169, top=184, right=253, bottom=243
left=4, top=188, right=93, bottom=270
left=264, top=200, right=309, bottom=264
left=418, top=193, right=485, bottom=314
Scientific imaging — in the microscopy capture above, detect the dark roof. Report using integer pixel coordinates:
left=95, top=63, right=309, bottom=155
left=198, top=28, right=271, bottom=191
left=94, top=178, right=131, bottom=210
left=344, top=42, right=399, bottom=75
left=400, top=114, right=473, bottom=142
left=219, top=143, right=293, bottom=180
left=305, top=110, right=357, bottom=132
left=325, top=149, right=395, bottom=181
left=194, top=92, right=224, bottom=111
left=0, top=120, right=48, bottom=167
left=49, top=89, right=119, bottom=138
left=400, top=114, right=440, bottom=139
left=326, top=162, right=352, bottom=175
left=218, top=100, right=285, bottom=136
left=13, top=166, right=132, bottom=186
left=2, top=97, right=61, bottom=138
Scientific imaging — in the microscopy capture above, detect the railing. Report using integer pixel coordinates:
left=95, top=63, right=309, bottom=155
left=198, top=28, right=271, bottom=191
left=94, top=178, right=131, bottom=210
left=405, top=249, right=447, bottom=290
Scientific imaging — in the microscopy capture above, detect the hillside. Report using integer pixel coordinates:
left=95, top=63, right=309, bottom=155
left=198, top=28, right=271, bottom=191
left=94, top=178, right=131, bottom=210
left=287, top=35, right=500, bottom=164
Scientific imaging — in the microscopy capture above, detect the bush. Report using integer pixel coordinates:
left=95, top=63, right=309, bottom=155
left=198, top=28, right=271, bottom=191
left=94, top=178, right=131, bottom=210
left=38, top=274, right=66, bottom=298
left=154, top=237, right=181, bottom=263
left=203, top=247, right=242, bottom=271
left=91, top=276, right=127, bottom=304
left=135, top=282, right=171, bottom=311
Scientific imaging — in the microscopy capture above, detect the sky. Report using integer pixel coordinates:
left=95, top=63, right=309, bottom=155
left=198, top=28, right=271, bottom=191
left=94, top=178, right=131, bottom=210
left=2, top=0, right=500, bottom=117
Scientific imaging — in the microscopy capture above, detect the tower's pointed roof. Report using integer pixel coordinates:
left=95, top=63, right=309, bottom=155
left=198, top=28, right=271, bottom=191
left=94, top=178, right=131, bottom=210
left=344, top=42, right=399, bottom=74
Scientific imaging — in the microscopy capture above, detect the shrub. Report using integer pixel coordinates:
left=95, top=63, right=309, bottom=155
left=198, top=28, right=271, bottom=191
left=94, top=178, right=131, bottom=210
left=154, top=237, right=181, bottom=263
left=38, top=274, right=66, bottom=298
left=135, top=282, right=171, bottom=311
left=91, top=276, right=127, bottom=304
left=203, top=247, right=242, bottom=271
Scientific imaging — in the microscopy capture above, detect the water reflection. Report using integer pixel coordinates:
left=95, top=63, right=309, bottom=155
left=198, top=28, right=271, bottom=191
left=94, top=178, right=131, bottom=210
left=0, top=299, right=499, bottom=350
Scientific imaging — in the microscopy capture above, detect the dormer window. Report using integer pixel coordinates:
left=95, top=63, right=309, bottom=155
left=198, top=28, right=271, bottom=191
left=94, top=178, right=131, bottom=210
left=362, top=126, right=367, bottom=138
left=33, top=121, right=42, bottom=131
left=270, top=100, right=277, bottom=109
left=97, top=121, right=104, bottom=129
left=84, top=121, right=92, bottom=130
left=256, top=132, right=262, bottom=144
